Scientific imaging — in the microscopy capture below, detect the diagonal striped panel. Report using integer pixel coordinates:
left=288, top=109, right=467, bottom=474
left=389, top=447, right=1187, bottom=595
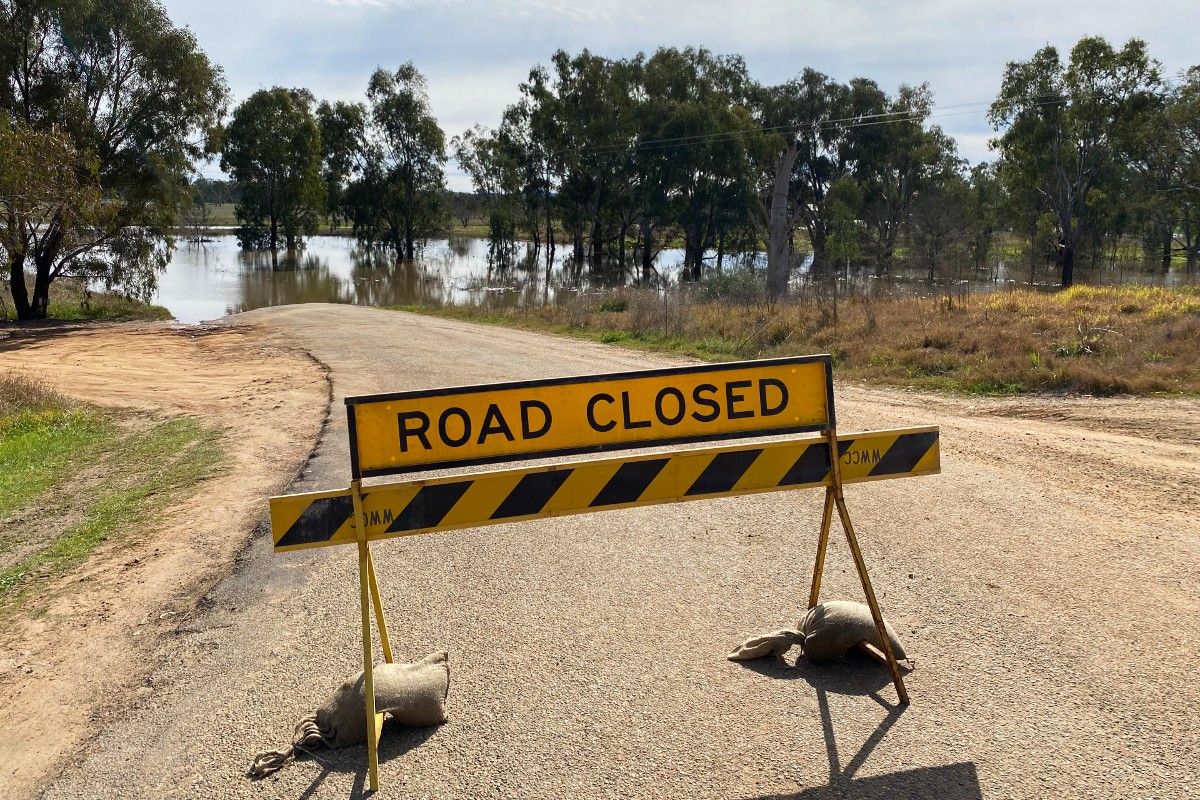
left=591, top=459, right=670, bottom=507
left=269, top=426, right=941, bottom=552
left=492, top=471, right=573, bottom=519
left=686, top=450, right=762, bottom=495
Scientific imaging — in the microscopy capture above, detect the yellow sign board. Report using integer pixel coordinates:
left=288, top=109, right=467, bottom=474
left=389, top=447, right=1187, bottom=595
left=346, top=356, right=833, bottom=477
left=272, top=426, right=938, bottom=552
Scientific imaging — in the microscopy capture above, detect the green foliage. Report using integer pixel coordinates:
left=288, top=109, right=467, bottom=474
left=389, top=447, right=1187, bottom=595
left=699, top=269, right=766, bottom=303
left=1, top=0, right=227, bottom=320
left=221, top=87, right=325, bottom=249
left=316, top=100, right=368, bottom=228
left=346, top=64, right=448, bottom=259
left=598, top=296, right=629, bottom=312
left=989, top=37, right=1163, bottom=287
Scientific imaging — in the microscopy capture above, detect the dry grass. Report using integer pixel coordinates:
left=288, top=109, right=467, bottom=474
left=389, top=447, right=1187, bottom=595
left=398, top=284, right=1200, bottom=396
left=0, top=372, right=71, bottom=416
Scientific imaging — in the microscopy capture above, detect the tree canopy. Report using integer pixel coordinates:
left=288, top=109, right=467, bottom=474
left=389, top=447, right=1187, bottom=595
left=1, top=0, right=226, bottom=319
left=221, top=87, right=324, bottom=250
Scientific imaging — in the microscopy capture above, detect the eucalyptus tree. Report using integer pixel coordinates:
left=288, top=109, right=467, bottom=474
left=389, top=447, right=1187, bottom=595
left=965, top=163, right=1002, bottom=270
left=539, top=49, right=626, bottom=266
left=989, top=36, right=1162, bottom=287
left=909, top=170, right=970, bottom=282
left=854, top=84, right=958, bottom=272
left=452, top=124, right=523, bottom=263
left=759, top=70, right=859, bottom=275
left=317, top=100, right=368, bottom=229
left=0, top=123, right=104, bottom=316
left=1170, top=68, right=1200, bottom=270
left=222, top=88, right=324, bottom=250
left=639, top=47, right=762, bottom=281
left=347, top=63, right=447, bottom=259
left=1130, top=66, right=1200, bottom=271
left=0, top=0, right=226, bottom=319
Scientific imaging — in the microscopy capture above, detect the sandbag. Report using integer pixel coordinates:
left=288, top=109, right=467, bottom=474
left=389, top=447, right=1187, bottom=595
left=727, top=601, right=907, bottom=664
left=726, top=628, right=805, bottom=661
left=800, top=600, right=906, bottom=663
left=249, top=651, right=449, bottom=778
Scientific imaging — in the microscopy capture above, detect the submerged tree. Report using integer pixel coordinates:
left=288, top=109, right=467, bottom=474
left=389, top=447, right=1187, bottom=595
left=0, top=0, right=226, bottom=320
left=346, top=63, right=447, bottom=259
left=222, top=88, right=324, bottom=250
left=317, top=100, right=368, bottom=230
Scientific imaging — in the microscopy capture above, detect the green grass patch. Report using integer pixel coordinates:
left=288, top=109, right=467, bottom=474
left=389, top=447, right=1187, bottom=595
left=0, top=409, right=112, bottom=519
left=0, top=384, right=223, bottom=615
left=2, top=278, right=172, bottom=322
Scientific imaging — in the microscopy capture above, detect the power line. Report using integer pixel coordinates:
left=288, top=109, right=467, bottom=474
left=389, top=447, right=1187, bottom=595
left=578, top=88, right=1157, bottom=155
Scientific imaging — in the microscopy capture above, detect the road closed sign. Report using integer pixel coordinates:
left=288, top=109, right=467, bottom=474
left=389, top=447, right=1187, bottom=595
left=346, top=355, right=834, bottom=477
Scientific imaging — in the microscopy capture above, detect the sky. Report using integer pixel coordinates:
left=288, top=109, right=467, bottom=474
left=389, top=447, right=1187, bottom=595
left=169, top=0, right=1199, bottom=190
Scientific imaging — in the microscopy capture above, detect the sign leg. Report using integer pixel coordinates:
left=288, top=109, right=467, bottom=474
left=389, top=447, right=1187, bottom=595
left=352, top=480, right=384, bottom=790
left=808, top=488, right=835, bottom=609
left=832, top=495, right=909, bottom=705
left=366, top=546, right=394, bottom=664
left=358, top=540, right=383, bottom=791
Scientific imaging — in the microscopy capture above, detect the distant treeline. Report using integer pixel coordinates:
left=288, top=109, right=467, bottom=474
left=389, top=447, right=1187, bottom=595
left=191, top=177, right=239, bottom=206
left=215, top=39, right=1198, bottom=291
left=4, top=0, right=1198, bottom=322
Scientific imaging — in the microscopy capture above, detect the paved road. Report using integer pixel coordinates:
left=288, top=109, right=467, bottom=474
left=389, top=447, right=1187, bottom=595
left=44, top=305, right=1200, bottom=799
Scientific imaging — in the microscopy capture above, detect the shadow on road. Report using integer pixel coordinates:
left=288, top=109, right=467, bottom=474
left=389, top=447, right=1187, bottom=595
left=738, top=648, right=904, bottom=701
left=737, top=656, right=983, bottom=800
left=288, top=722, right=440, bottom=800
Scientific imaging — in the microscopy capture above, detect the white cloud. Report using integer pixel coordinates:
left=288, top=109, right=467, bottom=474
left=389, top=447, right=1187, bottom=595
left=169, top=0, right=1198, bottom=179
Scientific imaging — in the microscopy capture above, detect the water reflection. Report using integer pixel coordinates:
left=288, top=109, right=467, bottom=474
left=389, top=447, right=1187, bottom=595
left=150, top=234, right=1197, bottom=324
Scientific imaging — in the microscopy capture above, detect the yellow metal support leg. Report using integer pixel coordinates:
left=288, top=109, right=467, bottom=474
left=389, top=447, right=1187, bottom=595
left=808, top=488, right=835, bottom=609
left=834, top=494, right=909, bottom=706
left=352, top=481, right=384, bottom=791
left=366, top=548, right=394, bottom=664
left=822, top=427, right=909, bottom=705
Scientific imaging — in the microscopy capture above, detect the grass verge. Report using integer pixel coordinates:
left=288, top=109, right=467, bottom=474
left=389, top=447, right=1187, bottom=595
left=1, top=278, right=172, bottom=322
left=391, top=284, right=1200, bottom=396
left=0, top=374, right=223, bottom=616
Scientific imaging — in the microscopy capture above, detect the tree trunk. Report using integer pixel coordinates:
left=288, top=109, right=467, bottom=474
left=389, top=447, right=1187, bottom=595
left=808, top=224, right=828, bottom=274
left=270, top=214, right=278, bottom=250
left=617, top=220, right=628, bottom=268
left=1061, top=244, right=1075, bottom=289
left=590, top=218, right=603, bottom=269
left=8, top=251, right=32, bottom=321
left=31, top=253, right=52, bottom=319
left=1160, top=223, right=1173, bottom=272
left=683, top=228, right=703, bottom=282
left=767, top=141, right=799, bottom=298
left=640, top=219, right=654, bottom=284
left=572, top=225, right=584, bottom=264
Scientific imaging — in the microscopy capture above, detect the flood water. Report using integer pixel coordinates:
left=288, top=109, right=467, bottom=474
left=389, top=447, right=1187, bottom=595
left=152, top=233, right=1197, bottom=324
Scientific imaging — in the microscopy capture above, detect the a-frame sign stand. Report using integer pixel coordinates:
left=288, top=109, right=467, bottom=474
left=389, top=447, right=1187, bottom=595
left=270, top=356, right=937, bottom=791
left=808, top=426, right=909, bottom=705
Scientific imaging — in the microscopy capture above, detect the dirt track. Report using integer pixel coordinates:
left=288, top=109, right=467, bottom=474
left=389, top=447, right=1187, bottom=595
left=6, top=304, right=1200, bottom=799
left=0, top=322, right=327, bottom=799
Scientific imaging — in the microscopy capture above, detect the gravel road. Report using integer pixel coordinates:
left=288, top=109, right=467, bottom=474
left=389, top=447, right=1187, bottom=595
left=42, top=304, right=1200, bottom=799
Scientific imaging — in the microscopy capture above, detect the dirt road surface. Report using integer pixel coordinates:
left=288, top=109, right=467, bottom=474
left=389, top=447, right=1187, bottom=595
left=0, top=322, right=327, bottom=798
left=19, top=305, right=1200, bottom=798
